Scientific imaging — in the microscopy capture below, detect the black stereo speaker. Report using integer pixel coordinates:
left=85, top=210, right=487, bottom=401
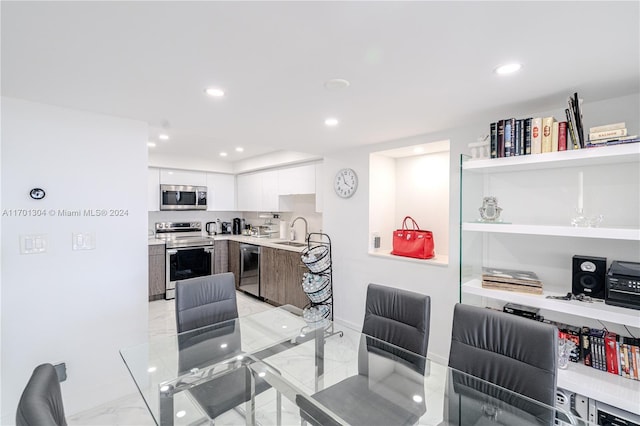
left=572, top=255, right=606, bottom=299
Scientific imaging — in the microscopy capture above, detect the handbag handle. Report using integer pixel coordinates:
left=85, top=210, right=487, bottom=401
left=401, top=216, right=420, bottom=230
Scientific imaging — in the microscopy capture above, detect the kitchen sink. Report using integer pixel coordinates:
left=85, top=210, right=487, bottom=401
left=273, top=241, right=307, bottom=247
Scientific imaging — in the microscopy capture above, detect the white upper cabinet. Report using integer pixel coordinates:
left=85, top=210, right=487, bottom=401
left=236, top=173, right=261, bottom=211
left=277, top=164, right=316, bottom=195
left=261, top=170, right=279, bottom=211
left=237, top=170, right=279, bottom=212
left=159, top=169, right=207, bottom=186
left=148, top=167, right=160, bottom=211
left=206, top=173, right=235, bottom=211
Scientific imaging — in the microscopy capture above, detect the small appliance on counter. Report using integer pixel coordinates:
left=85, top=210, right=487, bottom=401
left=205, top=220, right=219, bottom=236
left=220, top=222, right=232, bottom=234
left=232, top=218, right=244, bottom=235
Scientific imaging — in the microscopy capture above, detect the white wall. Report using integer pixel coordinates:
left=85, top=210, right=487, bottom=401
left=322, top=93, right=640, bottom=364
left=0, top=98, right=149, bottom=421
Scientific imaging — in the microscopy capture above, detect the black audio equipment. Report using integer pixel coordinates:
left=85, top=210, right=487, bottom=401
left=606, top=260, right=640, bottom=310
left=572, top=255, right=606, bottom=299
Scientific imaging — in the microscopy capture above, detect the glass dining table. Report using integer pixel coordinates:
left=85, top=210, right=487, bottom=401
left=120, top=306, right=589, bottom=426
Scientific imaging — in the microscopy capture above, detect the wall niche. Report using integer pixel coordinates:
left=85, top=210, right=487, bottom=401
left=369, top=139, right=450, bottom=265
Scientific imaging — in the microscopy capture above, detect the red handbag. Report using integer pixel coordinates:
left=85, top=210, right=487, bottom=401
left=391, top=216, right=435, bottom=259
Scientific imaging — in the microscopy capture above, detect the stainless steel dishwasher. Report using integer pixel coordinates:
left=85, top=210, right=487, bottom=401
left=239, top=243, right=260, bottom=298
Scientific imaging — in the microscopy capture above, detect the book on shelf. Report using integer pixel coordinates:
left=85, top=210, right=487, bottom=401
left=551, top=120, right=559, bottom=152
left=589, top=128, right=627, bottom=141
left=605, top=332, right=619, bottom=375
left=569, top=93, right=585, bottom=148
left=481, top=267, right=543, bottom=294
left=580, top=329, right=640, bottom=380
left=565, top=108, right=580, bottom=149
left=515, top=119, right=524, bottom=156
left=524, top=118, right=532, bottom=154
left=482, top=281, right=543, bottom=294
left=490, top=122, right=498, bottom=158
left=586, top=136, right=639, bottom=148
left=558, top=121, right=568, bottom=151
left=589, top=122, right=625, bottom=133
left=497, top=119, right=505, bottom=158
left=531, top=117, right=543, bottom=154
left=541, top=116, right=556, bottom=153
left=504, top=118, right=515, bottom=157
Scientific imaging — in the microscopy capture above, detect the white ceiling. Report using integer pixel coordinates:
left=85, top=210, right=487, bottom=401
left=2, top=1, right=639, bottom=166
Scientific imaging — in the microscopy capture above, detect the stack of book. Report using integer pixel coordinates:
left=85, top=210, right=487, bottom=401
left=481, top=267, right=543, bottom=294
left=583, top=328, right=640, bottom=381
left=489, top=117, right=569, bottom=158
left=586, top=122, right=639, bottom=147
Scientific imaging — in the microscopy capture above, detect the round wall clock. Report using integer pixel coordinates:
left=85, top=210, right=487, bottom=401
left=334, top=168, right=358, bottom=198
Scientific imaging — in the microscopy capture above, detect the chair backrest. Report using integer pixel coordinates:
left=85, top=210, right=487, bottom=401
left=175, top=272, right=239, bottom=333
left=16, top=363, right=67, bottom=426
left=448, top=303, right=558, bottom=407
left=361, top=283, right=431, bottom=372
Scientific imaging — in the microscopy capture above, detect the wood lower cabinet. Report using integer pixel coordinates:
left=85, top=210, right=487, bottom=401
left=148, top=244, right=165, bottom=301
left=260, top=246, right=309, bottom=309
left=214, top=240, right=229, bottom=274
left=227, top=240, right=241, bottom=289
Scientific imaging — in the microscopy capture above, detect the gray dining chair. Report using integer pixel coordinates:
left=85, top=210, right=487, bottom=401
left=445, top=303, right=559, bottom=426
left=175, top=273, right=274, bottom=423
left=16, top=363, right=67, bottom=426
left=300, top=283, right=431, bottom=426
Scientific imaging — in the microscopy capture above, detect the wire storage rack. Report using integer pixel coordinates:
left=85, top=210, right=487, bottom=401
left=300, top=233, right=342, bottom=338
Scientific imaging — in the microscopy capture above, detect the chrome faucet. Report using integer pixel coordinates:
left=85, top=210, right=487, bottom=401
left=290, top=216, right=308, bottom=241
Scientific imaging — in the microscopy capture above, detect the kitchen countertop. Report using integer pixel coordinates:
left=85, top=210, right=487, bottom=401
left=148, top=234, right=309, bottom=253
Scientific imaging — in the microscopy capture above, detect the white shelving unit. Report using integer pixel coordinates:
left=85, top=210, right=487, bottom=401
left=462, top=279, right=640, bottom=328
left=462, top=222, right=640, bottom=240
left=460, top=143, right=640, bottom=415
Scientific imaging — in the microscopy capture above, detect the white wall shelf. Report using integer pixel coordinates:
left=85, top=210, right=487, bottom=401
left=463, top=143, right=640, bottom=173
left=558, top=362, right=640, bottom=415
left=462, top=279, right=640, bottom=328
left=462, top=222, right=640, bottom=241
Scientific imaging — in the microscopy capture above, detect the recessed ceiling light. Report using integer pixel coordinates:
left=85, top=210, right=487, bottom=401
left=205, top=87, right=225, bottom=97
left=219, top=152, right=228, bottom=157
left=147, top=142, right=156, bottom=148
left=324, top=78, right=350, bottom=90
left=158, top=134, right=169, bottom=140
left=413, top=146, right=424, bottom=154
left=494, top=63, right=522, bottom=75
left=325, top=118, right=339, bottom=127
left=235, top=147, right=244, bottom=152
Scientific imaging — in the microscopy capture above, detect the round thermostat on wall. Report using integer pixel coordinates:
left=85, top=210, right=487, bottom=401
left=334, top=168, right=358, bottom=198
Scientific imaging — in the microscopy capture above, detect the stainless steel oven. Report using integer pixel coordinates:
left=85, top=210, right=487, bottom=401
left=155, top=222, right=215, bottom=300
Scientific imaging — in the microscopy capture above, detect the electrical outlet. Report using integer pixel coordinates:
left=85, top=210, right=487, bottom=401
left=72, top=232, right=95, bottom=250
left=19, top=234, right=47, bottom=254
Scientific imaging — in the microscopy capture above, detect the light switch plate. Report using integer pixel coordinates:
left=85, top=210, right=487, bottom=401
left=72, top=232, right=95, bottom=251
left=20, top=234, right=48, bottom=254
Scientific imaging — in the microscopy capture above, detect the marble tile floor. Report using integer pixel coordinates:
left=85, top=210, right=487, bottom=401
left=67, top=292, right=276, bottom=426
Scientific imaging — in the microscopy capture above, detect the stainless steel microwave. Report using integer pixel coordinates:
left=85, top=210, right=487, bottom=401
left=160, top=184, right=207, bottom=210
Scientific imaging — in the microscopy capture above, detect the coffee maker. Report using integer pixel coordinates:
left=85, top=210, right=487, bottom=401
left=232, top=218, right=244, bottom=235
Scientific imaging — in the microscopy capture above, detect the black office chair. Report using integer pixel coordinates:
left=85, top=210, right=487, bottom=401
left=16, top=363, right=67, bottom=426
left=300, top=283, right=431, bottom=426
left=175, top=273, right=273, bottom=423
left=445, top=303, right=559, bottom=426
